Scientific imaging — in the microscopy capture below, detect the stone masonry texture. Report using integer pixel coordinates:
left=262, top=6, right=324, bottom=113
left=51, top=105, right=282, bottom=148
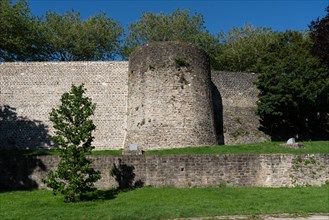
left=0, top=43, right=268, bottom=151
left=211, top=71, right=269, bottom=144
left=0, top=154, right=328, bottom=190
left=125, top=42, right=218, bottom=151
left=0, top=62, right=128, bottom=150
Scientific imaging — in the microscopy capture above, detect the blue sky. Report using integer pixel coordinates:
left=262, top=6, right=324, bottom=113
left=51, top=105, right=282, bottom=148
left=22, top=0, right=329, bottom=34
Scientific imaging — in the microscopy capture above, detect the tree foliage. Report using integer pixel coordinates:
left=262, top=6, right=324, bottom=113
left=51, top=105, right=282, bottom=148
left=43, top=84, right=101, bottom=202
left=123, top=9, right=220, bottom=68
left=41, top=10, right=124, bottom=61
left=0, top=0, right=124, bottom=61
left=310, top=5, right=329, bottom=67
left=256, top=31, right=329, bottom=141
left=0, top=0, right=43, bottom=61
left=215, top=24, right=278, bottom=72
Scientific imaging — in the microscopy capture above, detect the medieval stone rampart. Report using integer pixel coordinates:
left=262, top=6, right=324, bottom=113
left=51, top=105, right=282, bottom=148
left=0, top=43, right=269, bottom=150
left=0, top=62, right=128, bottom=150
left=211, top=71, right=268, bottom=144
left=125, top=42, right=217, bottom=151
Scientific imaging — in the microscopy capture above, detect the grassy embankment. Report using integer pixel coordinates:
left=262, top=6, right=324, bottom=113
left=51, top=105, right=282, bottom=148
left=144, top=141, right=329, bottom=155
left=1, top=141, right=328, bottom=156
left=0, top=185, right=328, bottom=220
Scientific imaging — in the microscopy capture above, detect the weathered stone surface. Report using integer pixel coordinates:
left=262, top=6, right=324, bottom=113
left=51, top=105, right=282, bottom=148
left=0, top=51, right=270, bottom=150
left=211, top=71, right=269, bottom=144
left=1, top=154, right=328, bottom=190
left=125, top=42, right=217, bottom=151
left=0, top=62, right=128, bottom=150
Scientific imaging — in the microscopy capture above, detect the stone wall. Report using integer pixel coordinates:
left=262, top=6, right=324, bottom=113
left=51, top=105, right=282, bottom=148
left=1, top=154, right=328, bottom=190
left=125, top=42, right=217, bottom=151
left=0, top=62, right=128, bottom=150
left=0, top=59, right=268, bottom=151
left=211, top=71, right=269, bottom=144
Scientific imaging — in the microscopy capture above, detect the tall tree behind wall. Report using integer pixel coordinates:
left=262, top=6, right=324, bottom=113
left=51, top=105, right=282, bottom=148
left=0, top=0, right=124, bottom=61
left=41, top=10, right=124, bottom=61
left=310, top=5, right=329, bottom=67
left=256, top=31, right=329, bottom=141
left=123, top=9, right=220, bottom=69
left=215, top=25, right=278, bottom=73
left=0, top=0, right=44, bottom=61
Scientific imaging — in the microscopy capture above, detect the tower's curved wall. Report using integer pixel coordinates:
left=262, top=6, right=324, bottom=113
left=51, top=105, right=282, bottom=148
left=124, top=42, right=218, bottom=151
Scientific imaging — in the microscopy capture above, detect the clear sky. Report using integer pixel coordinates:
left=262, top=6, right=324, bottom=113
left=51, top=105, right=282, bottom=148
left=21, top=0, right=329, bottom=34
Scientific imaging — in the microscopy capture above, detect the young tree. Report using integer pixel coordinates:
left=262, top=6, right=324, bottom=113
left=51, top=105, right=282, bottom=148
left=43, top=84, right=101, bottom=202
left=310, top=5, right=329, bottom=67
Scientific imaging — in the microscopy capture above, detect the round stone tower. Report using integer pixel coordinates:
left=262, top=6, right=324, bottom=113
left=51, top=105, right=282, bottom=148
left=124, top=42, right=217, bottom=153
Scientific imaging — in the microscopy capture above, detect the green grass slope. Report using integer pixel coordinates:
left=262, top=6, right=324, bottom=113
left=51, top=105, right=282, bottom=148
left=0, top=186, right=328, bottom=220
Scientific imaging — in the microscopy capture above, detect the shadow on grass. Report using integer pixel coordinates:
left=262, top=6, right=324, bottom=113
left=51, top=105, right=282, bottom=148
left=81, top=188, right=121, bottom=201
left=81, top=185, right=145, bottom=202
left=0, top=149, right=59, bottom=157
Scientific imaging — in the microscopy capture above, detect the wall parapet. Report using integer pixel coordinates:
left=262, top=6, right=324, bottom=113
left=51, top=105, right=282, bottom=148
left=1, top=154, right=328, bottom=190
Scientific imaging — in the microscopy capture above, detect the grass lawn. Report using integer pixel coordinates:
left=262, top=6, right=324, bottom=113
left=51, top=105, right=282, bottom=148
left=144, top=141, right=329, bottom=155
left=0, top=186, right=328, bottom=220
left=0, top=141, right=328, bottom=157
left=0, top=149, right=123, bottom=157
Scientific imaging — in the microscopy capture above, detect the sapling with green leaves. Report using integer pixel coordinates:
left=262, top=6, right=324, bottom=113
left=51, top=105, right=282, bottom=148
left=43, top=84, right=100, bottom=202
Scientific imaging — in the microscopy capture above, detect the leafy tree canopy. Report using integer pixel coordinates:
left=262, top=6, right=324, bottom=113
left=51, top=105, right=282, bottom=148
left=310, top=5, right=329, bottom=67
left=123, top=9, right=220, bottom=68
left=0, top=0, right=43, bottom=61
left=215, top=24, right=278, bottom=72
left=41, top=10, right=124, bottom=61
left=256, top=31, right=329, bottom=141
left=0, top=0, right=124, bottom=61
